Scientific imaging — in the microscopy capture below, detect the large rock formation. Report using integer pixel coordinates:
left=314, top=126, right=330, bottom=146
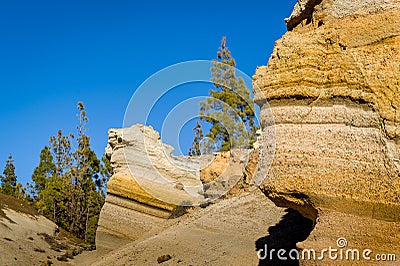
left=253, top=0, right=400, bottom=264
left=96, top=1, right=400, bottom=262
left=106, top=125, right=204, bottom=198
left=96, top=124, right=256, bottom=253
left=96, top=125, right=205, bottom=252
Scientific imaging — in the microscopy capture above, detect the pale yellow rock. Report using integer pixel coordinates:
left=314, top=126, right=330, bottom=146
left=254, top=0, right=400, bottom=221
left=96, top=125, right=208, bottom=254
left=95, top=194, right=172, bottom=253
left=254, top=1, right=400, bottom=264
left=96, top=172, right=201, bottom=253
left=297, top=209, right=400, bottom=265
left=254, top=2, right=400, bottom=139
left=107, top=173, right=181, bottom=212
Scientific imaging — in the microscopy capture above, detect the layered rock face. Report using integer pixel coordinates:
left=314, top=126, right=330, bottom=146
left=254, top=0, right=400, bottom=263
left=96, top=125, right=256, bottom=253
left=255, top=0, right=400, bottom=141
left=96, top=125, right=205, bottom=252
left=106, top=125, right=205, bottom=202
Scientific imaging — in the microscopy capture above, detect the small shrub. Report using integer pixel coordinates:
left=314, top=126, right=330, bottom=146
left=34, top=248, right=46, bottom=253
left=50, top=246, right=61, bottom=252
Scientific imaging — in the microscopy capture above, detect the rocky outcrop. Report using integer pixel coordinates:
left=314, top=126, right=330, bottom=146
left=255, top=0, right=400, bottom=141
left=106, top=124, right=204, bottom=200
left=96, top=125, right=257, bottom=253
left=96, top=125, right=206, bottom=253
left=253, top=0, right=400, bottom=263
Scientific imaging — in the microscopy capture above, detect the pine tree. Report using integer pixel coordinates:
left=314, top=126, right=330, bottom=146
left=40, top=174, right=69, bottom=225
left=30, top=146, right=59, bottom=218
left=69, top=102, right=102, bottom=243
left=46, top=130, right=73, bottom=227
left=1, top=155, right=18, bottom=196
left=189, top=121, right=204, bottom=156
left=200, top=37, right=258, bottom=152
left=30, top=101, right=108, bottom=244
left=49, top=130, right=73, bottom=176
left=31, top=146, right=56, bottom=197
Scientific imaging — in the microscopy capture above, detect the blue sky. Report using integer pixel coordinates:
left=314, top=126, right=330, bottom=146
left=0, top=0, right=296, bottom=186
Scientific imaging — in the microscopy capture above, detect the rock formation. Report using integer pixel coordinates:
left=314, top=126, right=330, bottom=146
left=96, top=124, right=256, bottom=253
left=253, top=0, right=400, bottom=264
left=105, top=125, right=204, bottom=197
left=96, top=125, right=205, bottom=252
left=95, top=1, right=400, bottom=262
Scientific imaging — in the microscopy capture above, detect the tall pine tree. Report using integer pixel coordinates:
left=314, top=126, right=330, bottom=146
left=31, top=146, right=56, bottom=197
left=47, top=130, right=73, bottom=228
left=30, top=102, right=109, bottom=244
left=1, top=155, right=18, bottom=196
left=69, top=102, right=102, bottom=243
left=30, top=146, right=68, bottom=223
left=200, top=37, right=258, bottom=152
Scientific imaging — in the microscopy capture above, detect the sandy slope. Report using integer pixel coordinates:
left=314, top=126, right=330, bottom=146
left=0, top=194, right=89, bottom=266
left=74, top=190, right=289, bottom=266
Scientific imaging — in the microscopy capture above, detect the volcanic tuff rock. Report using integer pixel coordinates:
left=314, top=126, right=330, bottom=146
left=105, top=124, right=204, bottom=197
left=96, top=124, right=256, bottom=253
left=96, top=125, right=205, bottom=253
left=255, top=0, right=400, bottom=140
left=253, top=0, right=400, bottom=263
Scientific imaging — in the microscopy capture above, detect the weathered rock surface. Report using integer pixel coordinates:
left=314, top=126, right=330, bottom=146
left=255, top=0, right=400, bottom=140
left=97, top=125, right=207, bottom=253
left=253, top=0, right=400, bottom=263
left=96, top=125, right=257, bottom=253
left=95, top=173, right=185, bottom=253
left=297, top=208, right=400, bottom=265
left=106, top=124, right=204, bottom=199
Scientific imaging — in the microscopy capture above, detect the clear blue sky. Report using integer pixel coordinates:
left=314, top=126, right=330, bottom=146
left=0, top=0, right=296, bottom=186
